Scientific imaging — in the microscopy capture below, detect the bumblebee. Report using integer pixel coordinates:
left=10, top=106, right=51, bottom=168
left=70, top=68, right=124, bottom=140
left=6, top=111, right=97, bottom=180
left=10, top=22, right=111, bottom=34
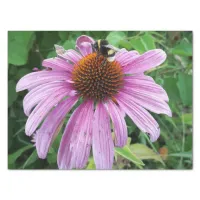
left=92, top=39, right=120, bottom=62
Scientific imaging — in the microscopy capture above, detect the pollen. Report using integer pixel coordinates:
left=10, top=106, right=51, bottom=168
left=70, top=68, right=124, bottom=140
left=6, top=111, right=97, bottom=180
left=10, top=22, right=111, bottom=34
left=72, top=53, right=124, bottom=101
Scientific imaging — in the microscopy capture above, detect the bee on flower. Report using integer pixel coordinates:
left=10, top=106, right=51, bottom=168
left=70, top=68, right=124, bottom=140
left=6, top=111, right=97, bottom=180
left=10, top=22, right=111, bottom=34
left=16, top=35, right=171, bottom=169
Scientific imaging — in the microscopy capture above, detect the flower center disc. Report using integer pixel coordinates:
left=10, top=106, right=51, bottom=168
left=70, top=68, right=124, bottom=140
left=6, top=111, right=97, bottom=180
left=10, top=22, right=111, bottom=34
left=72, top=53, right=123, bottom=101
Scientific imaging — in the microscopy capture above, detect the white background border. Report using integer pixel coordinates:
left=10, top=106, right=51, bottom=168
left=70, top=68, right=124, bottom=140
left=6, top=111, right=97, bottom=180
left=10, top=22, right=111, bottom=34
left=1, top=0, right=199, bottom=200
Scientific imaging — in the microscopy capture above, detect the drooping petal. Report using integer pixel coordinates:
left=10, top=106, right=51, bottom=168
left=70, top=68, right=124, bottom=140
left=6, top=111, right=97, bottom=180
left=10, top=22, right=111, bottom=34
left=92, top=102, right=114, bottom=169
left=58, top=100, right=94, bottom=169
left=104, top=100, right=128, bottom=147
left=120, top=88, right=172, bottom=117
left=23, top=82, right=74, bottom=116
left=42, top=58, right=73, bottom=72
left=123, top=49, right=167, bottom=74
left=16, top=71, right=70, bottom=92
left=35, top=96, right=78, bottom=159
left=116, top=92, right=160, bottom=142
left=124, top=75, right=169, bottom=102
left=25, top=88, right=70, bottom=136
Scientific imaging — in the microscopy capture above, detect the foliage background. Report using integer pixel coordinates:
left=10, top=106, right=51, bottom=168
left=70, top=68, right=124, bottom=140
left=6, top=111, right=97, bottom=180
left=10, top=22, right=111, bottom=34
left=8, top=31, right=193, bottom=169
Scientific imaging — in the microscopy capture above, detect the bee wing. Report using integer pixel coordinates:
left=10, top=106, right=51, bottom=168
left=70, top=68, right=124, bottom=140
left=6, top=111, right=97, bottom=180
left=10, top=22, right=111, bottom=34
left=103, top=44, right=121, bottom=52
left=54, top=44, right=66, bottom=55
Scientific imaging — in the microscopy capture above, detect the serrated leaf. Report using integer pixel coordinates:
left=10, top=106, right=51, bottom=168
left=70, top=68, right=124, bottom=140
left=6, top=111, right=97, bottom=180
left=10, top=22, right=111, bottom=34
left=8, top=80, right=18, bottom=107
left=177, top=73, right=192, bottom=106
left=8, top=144, right=33, bottom=165
left=115, top=145, right=144, bottom=166
left=106, top=31, right=126, bottom=47
left=22, top=150, right=38, bottom=169
left=130, top=33, right=156, bottom=53
left=129, top=143, right=164, bottom=165
left=171, top=39, right=192, bottom=56
left=8, top=31, right=35, bottom=65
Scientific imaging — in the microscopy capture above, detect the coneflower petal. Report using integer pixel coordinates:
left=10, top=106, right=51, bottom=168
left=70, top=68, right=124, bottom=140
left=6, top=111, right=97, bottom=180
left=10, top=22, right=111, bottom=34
left=76, top=35, right=95, bottom=56
left=23, top=82, right=75, bottom=116
left=16, top=71, right=70, bottom=92
left=42, top=58, right=73, bottom=72
left=92, top=102, right=114, bottom=169
left=104, top=100, right=128, bottom=147
left=116, top=93, right=160, bottom=142
left=35, top=96, right=78, bottom=159
left=123, top=49, right=167, bottom=74
left=60, top=49, right=82, bottom=64
left=116, top=50, right=139, bottom=66
left=25, top=88, right=70, bottom=136
left=121, top=88, right=172, bottom=117
left=124, top=75, right=169, bottom=102
left=57, top=100, right=94, bottom=169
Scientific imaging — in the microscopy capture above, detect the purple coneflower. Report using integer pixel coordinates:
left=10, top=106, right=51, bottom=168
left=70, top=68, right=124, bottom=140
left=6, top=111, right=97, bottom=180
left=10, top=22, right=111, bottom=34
left=16, top=35, right=171, bottom=169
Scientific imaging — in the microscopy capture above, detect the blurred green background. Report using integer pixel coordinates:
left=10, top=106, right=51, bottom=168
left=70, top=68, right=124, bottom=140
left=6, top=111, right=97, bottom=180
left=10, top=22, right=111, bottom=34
left=8, top=31, right=193, bottom=169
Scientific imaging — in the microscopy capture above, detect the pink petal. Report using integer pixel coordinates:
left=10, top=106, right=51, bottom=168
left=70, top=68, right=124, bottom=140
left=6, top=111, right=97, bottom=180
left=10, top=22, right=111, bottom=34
left=92, top=102, right=114, bottom=169
left=59, top=50, right=82, bottom=64
left=76, top=35, right=95, bottom=56
left=35, top=96, right=78, bottom=159
left=104, top=100, right=128, bottom=147
left=16, top=71, right=70, bottom=92
left=123, top=49, right=167, bottom=74
left=58, top=100, right=94, bottom=169
left=25, top=88, right=70, bottom=136
left=23, top=82, right=73, bottom=116
left=124, top=75, right=169, bottom=102
left=116, top=93, right=160, bottom=142
left=116, top=50, right=139, bottom=67
left=120, top=88, right=172, bottom=117
left=42, top=58, right=73, bottom=72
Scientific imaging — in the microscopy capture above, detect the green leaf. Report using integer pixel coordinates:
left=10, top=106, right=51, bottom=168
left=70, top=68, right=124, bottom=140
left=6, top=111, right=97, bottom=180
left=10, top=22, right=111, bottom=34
left=22, top=150, right=38, bottom=169
left=119, top=40, right=133, bottom=50
left=130, top=33, right=156, bottom=53
left=16, top=68, right=31, bottom=80
left=106, top=31, right=126, bottom=47
left=8, top=80, right=18, bottom=107
left=182, top=113, right=192, bottom=125
left=115, top=145, right=144, bottom=166
left=8, top=145, right=33, bottom=165
left=177, top=73, right=192, bottom=106
left=163, top=77, right=181, bottom=102
left=47, top=149, right=57, bottom=164
left=58, top=31, right=69, bottom=41
left=47, top=51, right=57, bottom=58
left=171, top=39, right=192, bottom=56
left=86, top=157, right=96, bottom=170
left=8, top=31, right=35, bottom=65
left=169, top=151, right=192, bottom=158
left=129, top=143, right=164, bottom=165
left=184, top=135, right=192, bottom=152
left=63, top=40, right=75, bottom=50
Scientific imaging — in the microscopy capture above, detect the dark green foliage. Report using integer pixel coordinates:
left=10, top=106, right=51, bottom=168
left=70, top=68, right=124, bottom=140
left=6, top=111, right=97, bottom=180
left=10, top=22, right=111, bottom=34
left=8, top=31, right=193, bottom=169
